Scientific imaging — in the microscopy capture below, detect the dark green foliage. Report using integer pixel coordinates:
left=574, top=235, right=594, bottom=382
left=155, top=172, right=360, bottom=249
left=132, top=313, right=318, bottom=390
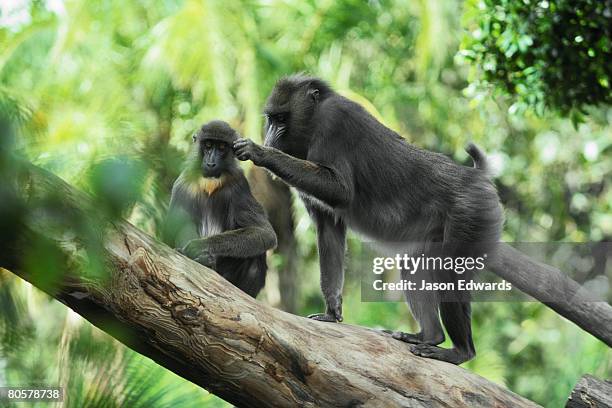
left=88, top=157, right=146, bottom=218
left=462, top=0, right=612, bottom=115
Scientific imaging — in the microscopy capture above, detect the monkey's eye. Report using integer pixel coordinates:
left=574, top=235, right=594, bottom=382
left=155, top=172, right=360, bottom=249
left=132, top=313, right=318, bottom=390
left=204, top=141, right=213, bottom=149
left=270, top=112, right=289, bottom=124
left=218, top=143, right=226, bottom=151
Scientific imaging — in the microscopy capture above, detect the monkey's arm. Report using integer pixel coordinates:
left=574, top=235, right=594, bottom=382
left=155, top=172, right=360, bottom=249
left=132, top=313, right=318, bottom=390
left=182, top=226, right=276, bottom=259
left=181, top=194, right=277, bottom=260
left=233, top=139, right=353, bottom=208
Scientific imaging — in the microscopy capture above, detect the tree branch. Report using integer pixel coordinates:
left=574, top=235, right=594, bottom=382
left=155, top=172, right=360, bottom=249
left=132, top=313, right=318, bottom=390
left=490, top=244, right=612, bottom=347
left=0, top=162, right=542, bottom=406
left=566, top=375, right=612, bottom=408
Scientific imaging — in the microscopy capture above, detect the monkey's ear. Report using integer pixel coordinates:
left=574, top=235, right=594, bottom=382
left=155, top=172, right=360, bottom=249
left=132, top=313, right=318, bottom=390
left=308, top=88, right=320, bottom=102
left=192, top=134, right=197, bottom=143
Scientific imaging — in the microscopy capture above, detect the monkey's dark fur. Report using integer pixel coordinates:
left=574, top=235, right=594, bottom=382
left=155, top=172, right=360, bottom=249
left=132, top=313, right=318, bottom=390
left=165, top=120, right=277, bottom=298
left=234, top=75, right=503, bottom=364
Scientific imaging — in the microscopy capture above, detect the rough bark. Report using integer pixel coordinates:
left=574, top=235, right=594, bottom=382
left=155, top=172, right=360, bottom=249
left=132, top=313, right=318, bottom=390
left=566, top=375, right=612, bottom=408
left=0, top=162, right=543, bottom=407
left=490, top=244, right=612, bottom=347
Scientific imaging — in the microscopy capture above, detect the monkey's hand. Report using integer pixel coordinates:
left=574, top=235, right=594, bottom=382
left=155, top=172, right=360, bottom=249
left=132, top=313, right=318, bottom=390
left=179, top=240, right=217, bottom=269
left=195, top=252, right=217, bottom=269
left=308, top=295, right=343, bottom=323
left=233, top=138, right=266, bottom=165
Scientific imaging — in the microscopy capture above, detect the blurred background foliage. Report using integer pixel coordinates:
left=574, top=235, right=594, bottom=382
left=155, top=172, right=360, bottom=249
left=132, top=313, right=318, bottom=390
left=0, top=0, right=610, bottom=407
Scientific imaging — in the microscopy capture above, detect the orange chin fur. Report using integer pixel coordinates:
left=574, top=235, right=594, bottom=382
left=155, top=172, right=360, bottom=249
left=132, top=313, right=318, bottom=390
left=184, top=174, right=228, bottom=196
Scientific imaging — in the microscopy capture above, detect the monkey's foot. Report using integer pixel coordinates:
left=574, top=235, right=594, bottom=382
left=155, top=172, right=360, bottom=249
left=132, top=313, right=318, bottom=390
left=409, top=344, right=473, bottom=365
left=307, top=313, right=339, bottom=323
left=391, top=331, right=444, bottom=346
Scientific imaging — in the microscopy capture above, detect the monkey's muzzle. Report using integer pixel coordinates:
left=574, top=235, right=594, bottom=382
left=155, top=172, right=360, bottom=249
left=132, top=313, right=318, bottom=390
left=264, top=124, right=286, bottom=147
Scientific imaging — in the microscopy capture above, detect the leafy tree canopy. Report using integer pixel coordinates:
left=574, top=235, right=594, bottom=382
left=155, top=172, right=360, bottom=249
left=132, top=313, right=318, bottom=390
left=461, top=0, right=612, bottom=117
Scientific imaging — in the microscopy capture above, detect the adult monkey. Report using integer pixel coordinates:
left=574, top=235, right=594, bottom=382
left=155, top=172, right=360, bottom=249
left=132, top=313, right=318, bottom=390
left=233, top=75, right=503, bottom=364
left=165, top=120, right=277, bottom=298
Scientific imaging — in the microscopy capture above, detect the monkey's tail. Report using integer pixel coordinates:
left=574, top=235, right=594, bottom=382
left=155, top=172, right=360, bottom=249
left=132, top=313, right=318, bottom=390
left=465, top=142, right=490, bottom=175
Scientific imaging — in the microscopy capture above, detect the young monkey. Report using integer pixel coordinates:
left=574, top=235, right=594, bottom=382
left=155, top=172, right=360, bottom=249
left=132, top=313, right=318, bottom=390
left=165, top=120, right=277, bottom=297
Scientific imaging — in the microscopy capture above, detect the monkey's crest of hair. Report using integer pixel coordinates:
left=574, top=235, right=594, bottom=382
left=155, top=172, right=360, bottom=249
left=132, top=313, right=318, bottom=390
left=274, top=73, right=332, bottom=98
left=198, top=120, right=239, bottom=143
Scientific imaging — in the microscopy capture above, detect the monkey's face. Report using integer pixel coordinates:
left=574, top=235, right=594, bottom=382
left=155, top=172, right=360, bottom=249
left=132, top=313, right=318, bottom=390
left=192, top=121, right=239, bottom=178
left=196, top=137, right=232, bottom=178
left=263, top=84, right=319, bottom=159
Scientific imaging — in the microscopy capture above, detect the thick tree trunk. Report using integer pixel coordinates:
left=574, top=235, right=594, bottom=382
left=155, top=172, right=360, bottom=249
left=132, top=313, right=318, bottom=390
left=0, top=162, right=543, bottom=407
left=566, top=375, right=612, bottom=408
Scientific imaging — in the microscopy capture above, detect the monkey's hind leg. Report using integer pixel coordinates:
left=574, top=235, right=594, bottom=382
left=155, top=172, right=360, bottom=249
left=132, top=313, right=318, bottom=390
left=410, top=301, right=475, bottom=365
left=392, top=278, right=445, bottom=346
